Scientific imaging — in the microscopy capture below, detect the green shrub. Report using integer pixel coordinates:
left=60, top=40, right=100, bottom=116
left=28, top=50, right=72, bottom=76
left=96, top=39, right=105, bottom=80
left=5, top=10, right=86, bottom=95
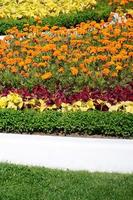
left=0, top=109, right=132, bottom=137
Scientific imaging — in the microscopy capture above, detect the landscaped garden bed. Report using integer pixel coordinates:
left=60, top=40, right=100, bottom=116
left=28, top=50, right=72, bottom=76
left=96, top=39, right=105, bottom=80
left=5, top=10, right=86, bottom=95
left=0, top=0, right=133, bottom=137
left=0, top=0, right=132, bottom=35
left=0, top=2, right=133, bottom=194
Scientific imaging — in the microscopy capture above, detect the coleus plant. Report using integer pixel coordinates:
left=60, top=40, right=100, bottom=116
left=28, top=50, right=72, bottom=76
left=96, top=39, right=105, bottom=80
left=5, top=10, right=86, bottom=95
left=0, top=92, right=133, bottom=113
left=1, top=82, right=133, bottom=110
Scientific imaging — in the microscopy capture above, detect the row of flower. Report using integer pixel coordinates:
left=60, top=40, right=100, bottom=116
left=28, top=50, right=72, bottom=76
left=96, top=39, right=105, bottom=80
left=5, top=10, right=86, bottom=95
left=0, top=81, right=133, bottom=112
left=0, top=0, right=96, bottom=19
left=0, top=0, right=132, bottom=19
left=0, top=91, right=133, bottom=113
left=0, top=17, right=132, bottom=93
left=109, top=0, right=133, bottom=5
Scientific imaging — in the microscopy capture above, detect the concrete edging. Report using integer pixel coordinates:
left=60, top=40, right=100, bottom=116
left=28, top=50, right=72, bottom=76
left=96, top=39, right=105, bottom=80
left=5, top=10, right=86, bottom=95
left=0, top=133, right=133, bottom=173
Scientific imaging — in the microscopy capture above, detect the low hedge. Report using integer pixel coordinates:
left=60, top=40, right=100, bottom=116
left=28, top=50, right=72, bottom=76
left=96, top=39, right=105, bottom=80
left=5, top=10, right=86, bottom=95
left=0, top=109, right=133, bottom=138
left=0, top=3, right=111, bottom=35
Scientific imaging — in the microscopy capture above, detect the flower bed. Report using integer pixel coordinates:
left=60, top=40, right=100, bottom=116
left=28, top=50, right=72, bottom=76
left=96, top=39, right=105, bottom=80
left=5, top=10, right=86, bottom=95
left=0, top=2, right=132, bottom=136
left=1, top=0, right=132, bottom=35
left=0, top=19, right=132, bottom=91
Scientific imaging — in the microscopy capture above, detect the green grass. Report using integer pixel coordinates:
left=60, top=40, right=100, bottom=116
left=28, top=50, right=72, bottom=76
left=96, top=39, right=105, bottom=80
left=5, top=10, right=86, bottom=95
left=0, top=163, right=133, bottom=200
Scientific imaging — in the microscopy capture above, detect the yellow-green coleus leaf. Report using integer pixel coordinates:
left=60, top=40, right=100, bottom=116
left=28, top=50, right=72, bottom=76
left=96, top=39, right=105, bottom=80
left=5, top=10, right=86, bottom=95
left=39, top=102, right=47, bottom=112
left=80, top=106, right=89, bottom=112
left=25, top=99, right=36, bottom=106
left=109, top=101, right=133, bottom=113
left=0, top=0, right=96, bottom=18
left=73, top=101, right=82, bottom=107
left=7, top=92, right=23, bottom=104
left=86, top=100, right=95, bottom=109
left=126, top=105, right=133, bottom=113
left=124, top=101, right=133, bottom=113
left=0, top=96, right=7, bottom=108
left=7, top=102, right=17, bottom=110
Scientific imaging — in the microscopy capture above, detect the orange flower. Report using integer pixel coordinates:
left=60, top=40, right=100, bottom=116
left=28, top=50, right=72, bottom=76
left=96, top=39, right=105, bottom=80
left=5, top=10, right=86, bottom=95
left=116, top=65, right=123, bottom=71
left=38, top=62, right=48, bottom=67
left=42, top=25, right=49, bottom=31
left=6, top=52, right=13, bottom=58
left=57, top=55, right=65, bottom=61
left=60, top=45, right=68, bottom=52
left=121, top=0, right=129, bottom=5
left=77, top=28, right=87, bottom=35
left=24, top=65, right=28, bottom=70
left=4, top=36, right=12, bottom=41
left=111, top=72, right=118, bottom=77
left=79, top=63, right=88, bottom=73
left=19, top=61, right=25, bottom=67
left=14, top=40, right=21, bottom=46
left=34, top=16, right=41, bottom=21
left=41, top=72, right=52, bottom=80
left=87, top=70, right=92, bottom=76
left=32, top=63, right=38, bottom=67
left=25, top=58, right=32, bottom=65
left=97, top=55, right=108, bottom=61
left=51, top=26, right=59, bottom=30
left=11, top=66, right=17, bottom=73
left=42, top=56, right=51, bottom=61
left=70, top=67, right=78, bottom=76
left=129, top=52, right=133, bottom=57
left=46, top=44, right=56, bottom=51
left=53, top=50, right=61, bottom=57
left=20, top=71, right=29, bottom=78
left=58, top=67, right=64, bottom=73
left=102, top=68, right=110, bottom=76
left=0, top=64, right=4, bottom=69
left=79, top=63, right=85, bottom=68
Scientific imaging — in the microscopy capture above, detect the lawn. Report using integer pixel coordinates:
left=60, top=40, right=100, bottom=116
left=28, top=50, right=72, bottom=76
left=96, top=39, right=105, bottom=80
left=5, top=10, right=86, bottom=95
left=0, top=163, right=133, bottom=200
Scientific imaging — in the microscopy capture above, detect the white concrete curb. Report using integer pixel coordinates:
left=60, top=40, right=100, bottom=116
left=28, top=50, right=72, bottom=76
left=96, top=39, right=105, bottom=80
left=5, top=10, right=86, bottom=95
left=0, top=133, right=133, bottom=173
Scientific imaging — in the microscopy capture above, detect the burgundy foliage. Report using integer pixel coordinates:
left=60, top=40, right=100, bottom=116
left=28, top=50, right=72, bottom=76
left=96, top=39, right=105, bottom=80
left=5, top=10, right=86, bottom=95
left=1, top=82, right=133, bottom=110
